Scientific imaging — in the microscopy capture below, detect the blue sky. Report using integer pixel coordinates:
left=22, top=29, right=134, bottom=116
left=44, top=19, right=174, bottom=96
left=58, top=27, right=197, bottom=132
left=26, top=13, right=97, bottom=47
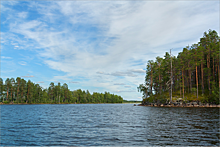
left=1, top=1, right=219, bottom=100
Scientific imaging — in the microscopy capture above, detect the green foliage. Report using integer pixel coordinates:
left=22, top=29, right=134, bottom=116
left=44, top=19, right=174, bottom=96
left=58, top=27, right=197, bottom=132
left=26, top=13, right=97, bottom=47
left=123, top=100, right=141, bottom=103
left=3, top=101, right=10, bottom=104
left=1, top=77, right=124, bottom=104
left=209, top=86, right=219, bottom=104
left=139, top=29, right=220, bottom=104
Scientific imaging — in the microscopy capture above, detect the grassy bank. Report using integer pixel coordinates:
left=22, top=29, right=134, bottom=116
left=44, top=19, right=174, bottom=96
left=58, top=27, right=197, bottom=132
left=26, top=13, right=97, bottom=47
left=143, top=91, right=219, bottom=105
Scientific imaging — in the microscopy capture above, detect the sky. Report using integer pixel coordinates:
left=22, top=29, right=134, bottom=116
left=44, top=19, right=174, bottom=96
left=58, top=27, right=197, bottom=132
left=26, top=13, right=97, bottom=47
left=1, top=0, right=219, bottom=101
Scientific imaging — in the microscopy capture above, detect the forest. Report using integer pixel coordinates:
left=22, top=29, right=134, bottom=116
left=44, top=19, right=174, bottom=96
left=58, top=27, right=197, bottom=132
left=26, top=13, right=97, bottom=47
left=138, top=29, right=219, bottom=104
left=0, top=78, right=123, bottom=104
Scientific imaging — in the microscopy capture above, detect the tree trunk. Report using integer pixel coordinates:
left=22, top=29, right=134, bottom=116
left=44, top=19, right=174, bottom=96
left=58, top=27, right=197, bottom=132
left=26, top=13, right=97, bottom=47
left=17, top=86, right=19, bottom=103
left=159, top=65, right=161, bottom=94
left=186, top=75, right=189, bottom=93
left=150, top=64, right=153, bottom=94
left=182, top=69, right=184, bottom=99
left=201, top=61, right=204, bottom=94
left=196, top=62, right=198, bottom=99
left=207, top=54, right=211, bottom=95
left=213, top=58, right=215, bottom=83
left=179, top=74, right=181, bottom=97
left=189, top=69, right=191, bottom=93
left=218, top=64, right=220, bottom=94
left=216, top=62, right=218, bottom=84
left=11, top=89, right=13, bottom=102
left=6, top=88, right=8, bottom=101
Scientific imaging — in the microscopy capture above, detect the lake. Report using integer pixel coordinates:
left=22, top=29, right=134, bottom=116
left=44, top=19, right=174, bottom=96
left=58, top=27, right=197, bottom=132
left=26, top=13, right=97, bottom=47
left=0, top=104, right=219, bottom=146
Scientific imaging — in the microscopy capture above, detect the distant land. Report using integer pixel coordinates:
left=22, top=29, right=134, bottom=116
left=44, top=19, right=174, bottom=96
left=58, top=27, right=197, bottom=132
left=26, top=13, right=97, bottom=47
left=0, top=77, right=123, bottom=104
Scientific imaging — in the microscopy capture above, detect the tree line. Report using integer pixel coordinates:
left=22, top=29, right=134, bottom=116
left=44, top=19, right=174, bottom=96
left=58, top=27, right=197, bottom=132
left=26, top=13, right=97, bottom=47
left=138, top=29, right=219, bottom=104
left=0, top=77, right=123, bottom=104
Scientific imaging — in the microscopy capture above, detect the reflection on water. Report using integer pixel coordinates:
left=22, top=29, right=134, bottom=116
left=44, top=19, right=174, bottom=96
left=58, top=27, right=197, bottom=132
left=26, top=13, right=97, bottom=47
left=0, top=104, right=219, bottom=146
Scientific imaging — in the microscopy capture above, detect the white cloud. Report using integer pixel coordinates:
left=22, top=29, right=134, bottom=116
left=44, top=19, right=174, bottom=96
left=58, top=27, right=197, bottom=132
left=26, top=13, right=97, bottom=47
left=19, top=61, right=27, bottom=65
left=21, top=75, right=34, bottom=78
left=53, top=75, right=71, bottom=81
left=18, top=12, right=28, bottom=19
left=37, top=81, right=44, bottom=83
left=124, top=86, right=131, bottom=88
left=2, top=1, right=219, bottom=100
left=96, top=69, right=145, bottom=77
left=1, top=56, right=12, bottom=59
left=1, top=70, right=16, bottom=73
left=116, top=90, right=136, bottom=93
left=69, top=81, right=79, bottom=83
left=114, top=83, right=125, bottom=85
left=131, top=69, right=145, bottom=73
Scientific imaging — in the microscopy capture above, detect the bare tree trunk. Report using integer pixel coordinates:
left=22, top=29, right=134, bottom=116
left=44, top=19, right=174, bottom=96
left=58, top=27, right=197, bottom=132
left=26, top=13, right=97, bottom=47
left=189, top=69, right=191, bottom=93
left=218, top=64, right=220, bottom=94
left=179, top=74, right=181, bottom=97
left=150, top=64, right=153, bottom=94
left=159, top=65, right=161, bottom=94
left=196, top=62, right=198, bottom=99
left=17, top=84, right=19, bottom=103
left=182, top=69, right=184, bottom=99
left=186, top=76, right=189, bottom=93
left=11, top=90, right=13, bottom=102
left=201, top=61, right=204, bottom=95
left=6, top=88, right=9, bottom=101
left=207, top=49, right=211, bottom=95
left=216, top=62, right=218, bottom=84
left=213, top=58, right=215, bottom=83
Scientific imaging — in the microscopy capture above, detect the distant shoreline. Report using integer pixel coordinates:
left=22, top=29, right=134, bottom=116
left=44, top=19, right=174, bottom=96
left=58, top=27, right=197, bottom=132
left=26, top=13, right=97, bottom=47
left=0, top=102, right=140, bottom=105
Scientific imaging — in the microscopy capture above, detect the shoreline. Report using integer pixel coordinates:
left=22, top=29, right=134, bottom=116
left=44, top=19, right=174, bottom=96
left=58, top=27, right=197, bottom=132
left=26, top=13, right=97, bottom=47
left=0, top=102, right=137, bottom=105
left=138, top=103, right=220, bottom=108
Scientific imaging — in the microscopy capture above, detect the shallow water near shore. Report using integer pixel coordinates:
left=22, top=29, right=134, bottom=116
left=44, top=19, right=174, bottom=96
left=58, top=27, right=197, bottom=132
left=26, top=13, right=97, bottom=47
left=1, top=104, right=219, bottom=146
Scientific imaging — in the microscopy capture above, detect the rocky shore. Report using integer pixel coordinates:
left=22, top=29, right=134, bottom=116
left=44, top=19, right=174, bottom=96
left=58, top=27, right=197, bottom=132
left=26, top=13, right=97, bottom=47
left=138, top=101, right=220, bottom=107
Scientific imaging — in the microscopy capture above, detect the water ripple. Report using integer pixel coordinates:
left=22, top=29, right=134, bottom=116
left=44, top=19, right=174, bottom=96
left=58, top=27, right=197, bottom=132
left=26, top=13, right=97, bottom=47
left=0, top=104, right=219, bottom=146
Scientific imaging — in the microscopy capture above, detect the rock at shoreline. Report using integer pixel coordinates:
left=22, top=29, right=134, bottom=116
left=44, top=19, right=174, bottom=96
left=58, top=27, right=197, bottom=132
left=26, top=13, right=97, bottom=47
left=192, top=102, right=198, bottom=105
left=139, top=101, right=219, bottom=108
left=205, top=104, right=209, bottom=107
left=9, top=101, right=14, bottom=104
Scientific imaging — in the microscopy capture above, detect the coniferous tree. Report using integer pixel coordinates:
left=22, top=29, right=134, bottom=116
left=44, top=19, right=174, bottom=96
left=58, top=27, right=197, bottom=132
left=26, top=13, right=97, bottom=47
left=138, top=29, right=219, bottom=104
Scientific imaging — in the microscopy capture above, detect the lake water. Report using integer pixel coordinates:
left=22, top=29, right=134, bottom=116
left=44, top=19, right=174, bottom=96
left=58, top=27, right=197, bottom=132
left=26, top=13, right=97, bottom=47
left=0, top=104, right=219, bottom=146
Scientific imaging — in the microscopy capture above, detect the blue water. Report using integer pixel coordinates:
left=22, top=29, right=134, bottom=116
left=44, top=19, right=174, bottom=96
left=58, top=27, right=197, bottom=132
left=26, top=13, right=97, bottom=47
left=0, top=104, right=219, bottom=146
